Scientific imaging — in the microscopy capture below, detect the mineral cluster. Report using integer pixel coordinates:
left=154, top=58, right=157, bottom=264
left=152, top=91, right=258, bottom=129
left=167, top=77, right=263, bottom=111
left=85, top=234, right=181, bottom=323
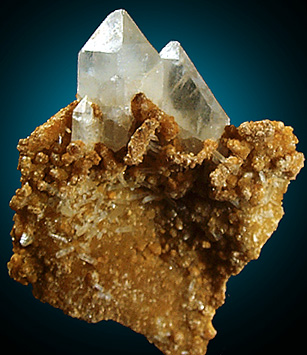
left=8, top=9, right=304, bottom=355
left=76, top=9, right=229, bottom=151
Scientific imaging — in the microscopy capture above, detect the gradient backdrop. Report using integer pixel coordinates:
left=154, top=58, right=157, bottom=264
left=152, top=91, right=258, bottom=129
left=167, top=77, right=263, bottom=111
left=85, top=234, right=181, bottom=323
left=1, top=0, right=306, bottom=354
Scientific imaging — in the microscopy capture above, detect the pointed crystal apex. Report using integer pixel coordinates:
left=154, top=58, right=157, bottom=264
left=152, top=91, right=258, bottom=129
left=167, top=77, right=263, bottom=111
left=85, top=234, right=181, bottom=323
left=78, top=9, right=160, bottom=106
left=73, top=96, right=91, bottom=120
left=82, top=9, right=125, bottom=53
left=82, top=9, right=151, bottom=53
left=159, top=40, right=181, bottom=61
left=160, top=41, right=230, bottom=143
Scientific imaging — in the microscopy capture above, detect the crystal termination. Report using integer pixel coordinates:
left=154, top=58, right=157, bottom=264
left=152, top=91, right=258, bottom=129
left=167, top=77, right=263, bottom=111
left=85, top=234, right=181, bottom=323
left=76, top=9, right=229, bottom=152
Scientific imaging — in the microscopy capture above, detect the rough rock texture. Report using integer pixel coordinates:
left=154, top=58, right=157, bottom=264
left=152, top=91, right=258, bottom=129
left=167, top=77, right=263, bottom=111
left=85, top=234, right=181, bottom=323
left=8, top=94, right=304, bottom=355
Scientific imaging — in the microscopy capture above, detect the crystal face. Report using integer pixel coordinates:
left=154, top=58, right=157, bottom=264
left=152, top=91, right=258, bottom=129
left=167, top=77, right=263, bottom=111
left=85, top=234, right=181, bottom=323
left=74, top=9, right=229, bottom=151
left=78, top=9, right=161, bottom=106
left=160, top=41, right=229, bottom=141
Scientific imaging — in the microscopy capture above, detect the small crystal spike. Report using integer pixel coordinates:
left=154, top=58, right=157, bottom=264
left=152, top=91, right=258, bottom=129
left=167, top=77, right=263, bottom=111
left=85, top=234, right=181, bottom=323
left=160, top=41, right=229, bottom=141
left=71, top=96, right=102, bottom=144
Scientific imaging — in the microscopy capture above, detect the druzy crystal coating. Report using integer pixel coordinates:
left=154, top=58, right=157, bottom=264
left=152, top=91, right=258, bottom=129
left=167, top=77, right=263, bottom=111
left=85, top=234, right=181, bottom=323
left=74, top=9, right=230, bottom=151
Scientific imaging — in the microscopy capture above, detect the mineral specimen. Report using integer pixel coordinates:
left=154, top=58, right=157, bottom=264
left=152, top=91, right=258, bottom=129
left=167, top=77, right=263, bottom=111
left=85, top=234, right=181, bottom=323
left=8, top=8, right=304, bottom=355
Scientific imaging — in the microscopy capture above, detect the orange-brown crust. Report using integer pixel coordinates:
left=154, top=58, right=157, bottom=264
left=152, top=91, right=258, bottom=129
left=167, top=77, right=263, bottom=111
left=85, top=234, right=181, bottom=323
left=8, top=95, right=304, bottom=355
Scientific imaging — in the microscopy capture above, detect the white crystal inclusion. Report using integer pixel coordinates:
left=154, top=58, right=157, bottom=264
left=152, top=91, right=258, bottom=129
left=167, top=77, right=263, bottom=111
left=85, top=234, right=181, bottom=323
left=74, top=9, right=230, bottom=151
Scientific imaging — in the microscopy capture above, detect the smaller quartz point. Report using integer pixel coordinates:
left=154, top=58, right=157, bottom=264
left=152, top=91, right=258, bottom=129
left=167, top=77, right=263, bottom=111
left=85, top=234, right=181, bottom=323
left=71, top=96, right=102, bottom=145
left=160, top=41, right=230, bottom=143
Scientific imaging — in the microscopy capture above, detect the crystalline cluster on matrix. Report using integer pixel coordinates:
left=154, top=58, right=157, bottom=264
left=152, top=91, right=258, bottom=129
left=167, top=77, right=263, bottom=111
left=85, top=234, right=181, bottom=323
left=7, top=7, right=305, bottom=355
left=74, top=9, right=230, bottom=151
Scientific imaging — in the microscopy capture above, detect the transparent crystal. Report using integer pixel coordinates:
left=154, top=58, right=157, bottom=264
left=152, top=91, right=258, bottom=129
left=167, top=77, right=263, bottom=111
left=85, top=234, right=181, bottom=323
left=77, top=9, right=163, bottom=150
left=160, top=41, right=229, bottom=142
left=78, top=9, right=161, bottom=104
left=71, top=96, right=102, bottom=144
left=73, top=9, right=230, bottom=151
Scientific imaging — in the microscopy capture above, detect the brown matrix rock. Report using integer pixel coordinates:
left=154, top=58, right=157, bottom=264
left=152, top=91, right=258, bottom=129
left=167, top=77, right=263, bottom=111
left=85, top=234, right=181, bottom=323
left=8, top=94, right=304, bottom=355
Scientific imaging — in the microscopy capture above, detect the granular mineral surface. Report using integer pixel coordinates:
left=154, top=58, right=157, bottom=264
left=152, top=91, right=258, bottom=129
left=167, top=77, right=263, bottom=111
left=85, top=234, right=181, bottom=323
left=8, top=94, right=304, bottom=355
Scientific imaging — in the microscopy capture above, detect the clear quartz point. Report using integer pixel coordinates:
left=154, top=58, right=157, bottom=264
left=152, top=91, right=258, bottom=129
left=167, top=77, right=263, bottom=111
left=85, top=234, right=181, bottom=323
left=159, top=41, right=230, bottom=143
left=72, top=9, right=229, bottom=152
left=71, top=96, right=102, bottom=145
left=78, top=9, right=160, bottom=104
left=76, top=9, right=162, bottom=150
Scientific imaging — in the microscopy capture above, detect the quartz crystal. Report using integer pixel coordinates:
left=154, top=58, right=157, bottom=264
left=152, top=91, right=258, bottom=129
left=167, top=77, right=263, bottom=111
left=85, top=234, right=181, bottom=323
left=77, top=9, right=161, bottom=150
left=77, top=9, right=160, bottom=104
left=71, top=96, right=102, bottom=145
left=160, top=41, right=229, bottom=142
left=75, top=9, right=230, bottom=151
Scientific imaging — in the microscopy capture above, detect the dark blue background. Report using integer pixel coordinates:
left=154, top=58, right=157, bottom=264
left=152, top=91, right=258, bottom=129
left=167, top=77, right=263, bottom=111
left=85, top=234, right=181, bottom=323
left=1, top=0, right=306, bottom=354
